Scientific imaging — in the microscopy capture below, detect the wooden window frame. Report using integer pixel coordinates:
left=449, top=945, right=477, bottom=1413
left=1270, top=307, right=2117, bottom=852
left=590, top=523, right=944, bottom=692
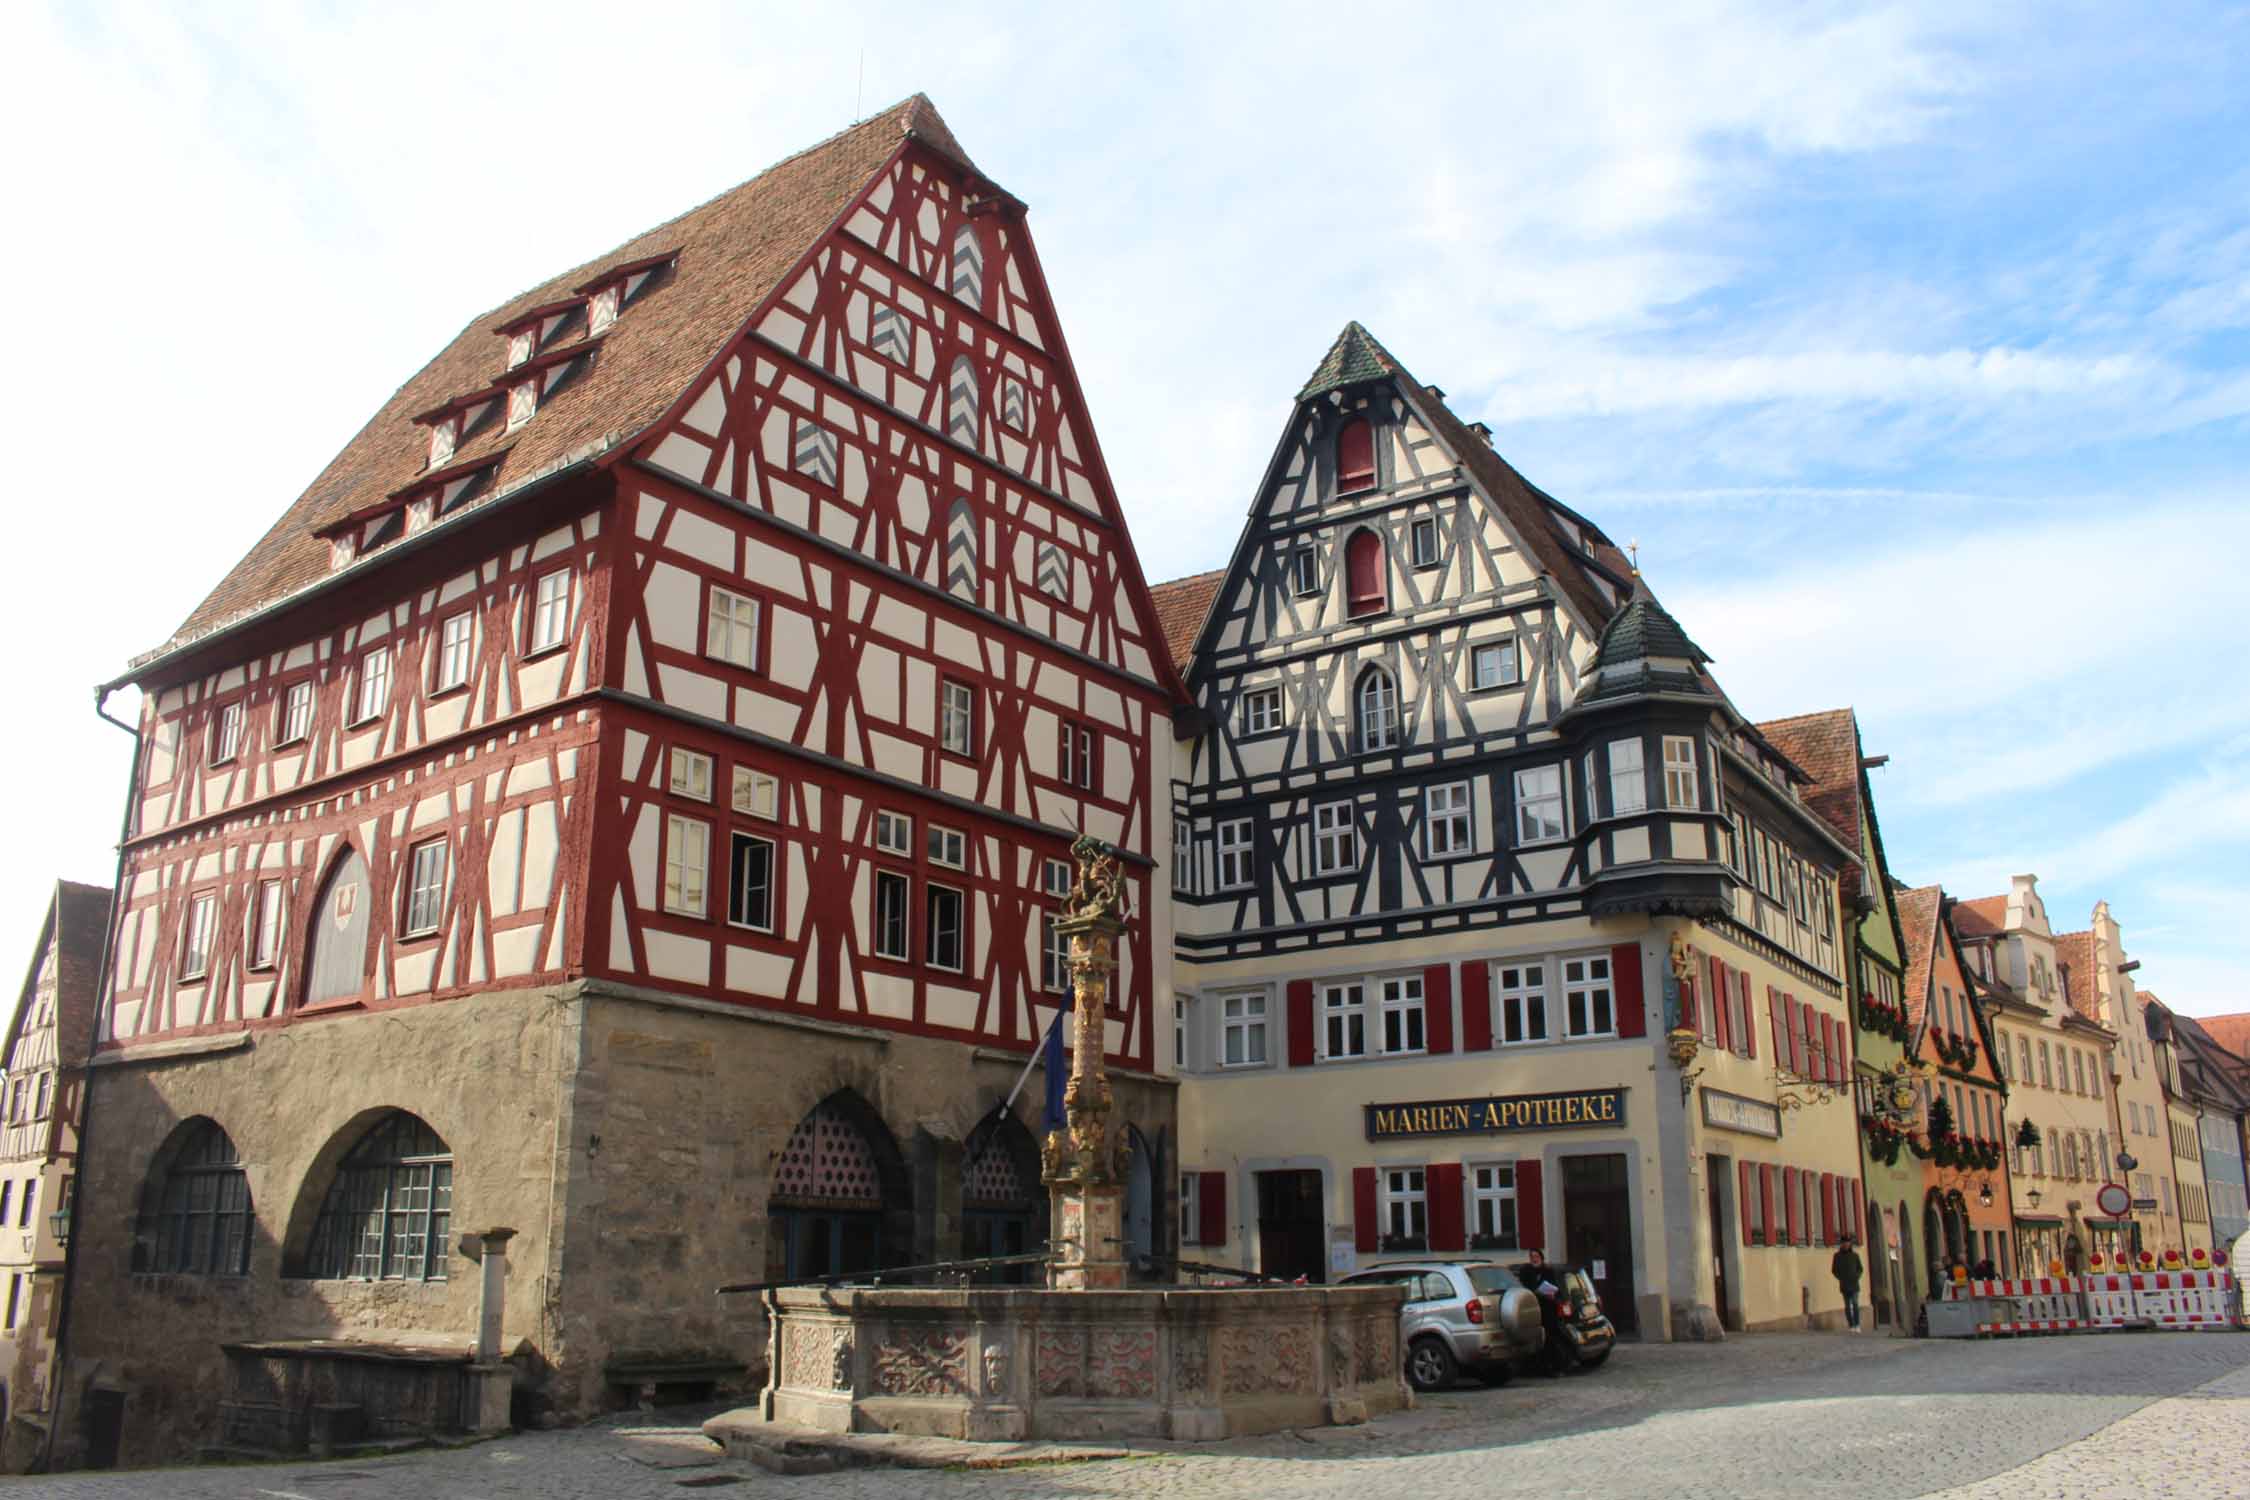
left=400, top=837, right=449, bottom=939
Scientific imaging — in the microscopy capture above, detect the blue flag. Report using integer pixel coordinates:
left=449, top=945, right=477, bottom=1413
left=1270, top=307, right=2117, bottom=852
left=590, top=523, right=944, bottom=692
left=1042, top=1009, right=1067, bottom=1133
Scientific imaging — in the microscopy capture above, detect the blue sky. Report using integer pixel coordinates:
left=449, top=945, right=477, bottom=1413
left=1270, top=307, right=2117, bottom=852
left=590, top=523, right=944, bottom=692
left=4, top=3, right=2244, bottom=1012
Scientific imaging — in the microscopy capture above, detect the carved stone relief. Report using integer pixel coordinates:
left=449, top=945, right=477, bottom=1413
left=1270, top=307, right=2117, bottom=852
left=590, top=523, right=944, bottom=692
left=872, top=1326, right=967, bottom=1397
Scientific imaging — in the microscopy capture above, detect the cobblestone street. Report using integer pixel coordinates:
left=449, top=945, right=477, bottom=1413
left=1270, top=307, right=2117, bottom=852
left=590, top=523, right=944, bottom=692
left=12, top=1331, right=2250, bottom=1499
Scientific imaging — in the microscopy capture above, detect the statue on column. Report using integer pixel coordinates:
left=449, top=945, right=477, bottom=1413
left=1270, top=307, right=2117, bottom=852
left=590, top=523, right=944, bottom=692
left=1042, top=835, right=1134, bottom=1289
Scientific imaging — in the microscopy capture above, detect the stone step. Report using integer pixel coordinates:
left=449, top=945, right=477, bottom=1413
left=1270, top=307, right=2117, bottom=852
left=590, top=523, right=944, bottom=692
left=701, top=1408, right=1129, bottom=1475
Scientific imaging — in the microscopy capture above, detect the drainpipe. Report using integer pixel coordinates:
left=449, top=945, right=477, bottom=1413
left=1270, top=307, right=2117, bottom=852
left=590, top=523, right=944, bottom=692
left=38, top=685, right=142, bottom=1473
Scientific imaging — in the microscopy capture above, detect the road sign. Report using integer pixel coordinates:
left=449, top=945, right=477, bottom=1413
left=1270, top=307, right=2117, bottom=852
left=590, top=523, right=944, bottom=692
left=2096, top=1182, right=2131, bottom=1217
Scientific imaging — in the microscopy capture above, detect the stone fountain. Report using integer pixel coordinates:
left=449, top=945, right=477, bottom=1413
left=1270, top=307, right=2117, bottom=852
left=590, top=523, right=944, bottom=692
left=732, top=838, right=1407, bottom=1442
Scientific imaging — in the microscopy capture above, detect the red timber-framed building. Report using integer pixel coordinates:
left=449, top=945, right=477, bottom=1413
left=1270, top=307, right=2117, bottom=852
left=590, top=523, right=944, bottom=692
left=60, top=97, right=1184, bottom=1467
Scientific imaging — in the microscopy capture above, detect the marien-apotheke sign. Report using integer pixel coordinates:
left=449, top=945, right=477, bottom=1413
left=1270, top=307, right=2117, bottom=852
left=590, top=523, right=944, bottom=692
left=1365, top=1089, right=1627, bottom=1141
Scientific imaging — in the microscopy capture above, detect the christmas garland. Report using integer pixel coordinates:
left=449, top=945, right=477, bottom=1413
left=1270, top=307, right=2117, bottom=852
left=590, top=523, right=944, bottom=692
left=1856, top=992, right=1911, bottom=1044
left=1928, top=1027, right=1981, bottom=1072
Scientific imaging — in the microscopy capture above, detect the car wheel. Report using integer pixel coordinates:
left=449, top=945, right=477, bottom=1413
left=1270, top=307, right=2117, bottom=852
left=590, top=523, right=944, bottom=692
left=1405, top=1336, right=1458, bottom=1392
left=1576, top=1346, right=1612, bottom=1371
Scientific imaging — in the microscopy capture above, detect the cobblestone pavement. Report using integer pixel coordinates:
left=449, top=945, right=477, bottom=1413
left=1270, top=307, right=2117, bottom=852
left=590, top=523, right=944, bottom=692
left=13, top=1331, right=2250, bottom=1499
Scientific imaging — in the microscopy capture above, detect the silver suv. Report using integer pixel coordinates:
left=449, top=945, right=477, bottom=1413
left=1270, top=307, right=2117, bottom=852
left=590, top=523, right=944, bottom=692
left=1340, top=1260, right=1545, bottom=1390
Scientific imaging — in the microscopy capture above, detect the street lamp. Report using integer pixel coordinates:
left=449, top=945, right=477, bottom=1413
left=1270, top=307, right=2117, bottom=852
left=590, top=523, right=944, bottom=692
left=2026, top=1187, right=2043, bottom=1211
left=48, top=1200, right=71, bottom=1246
left=1978, top=1181, right=1994, bottom=1208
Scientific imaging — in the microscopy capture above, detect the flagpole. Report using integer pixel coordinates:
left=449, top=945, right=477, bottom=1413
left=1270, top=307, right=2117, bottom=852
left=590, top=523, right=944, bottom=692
left=1002, top=1008, right=1062, bottom=1117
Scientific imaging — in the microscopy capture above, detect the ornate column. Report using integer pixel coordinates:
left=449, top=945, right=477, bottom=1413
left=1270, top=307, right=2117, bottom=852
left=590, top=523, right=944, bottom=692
left=1043, top=836, right=1132, bottom=1291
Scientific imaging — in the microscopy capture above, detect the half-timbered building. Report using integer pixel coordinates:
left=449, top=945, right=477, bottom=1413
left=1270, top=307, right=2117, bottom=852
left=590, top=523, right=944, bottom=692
left=1160, top=325, right=1866, bottom=1341
left=62, top=96, right=1183, bottom=1467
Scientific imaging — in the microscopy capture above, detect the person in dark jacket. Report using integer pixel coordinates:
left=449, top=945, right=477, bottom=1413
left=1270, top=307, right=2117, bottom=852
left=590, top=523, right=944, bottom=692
left=1831, top=1234, right=1865, bottom=1331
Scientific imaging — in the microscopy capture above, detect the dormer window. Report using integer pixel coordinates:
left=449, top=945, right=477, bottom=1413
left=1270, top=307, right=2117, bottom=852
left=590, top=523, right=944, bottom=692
left=427, top=418, right=458, bottom=469
left=1338, top=417, right=1376, bottom=493
left=506, top=381, right=536, bottom=432
left=589, top=284, right=620, bottom=335
left=507, top=331, right=534, bottom=370
left=1344, top=529, right=1387, bottom=617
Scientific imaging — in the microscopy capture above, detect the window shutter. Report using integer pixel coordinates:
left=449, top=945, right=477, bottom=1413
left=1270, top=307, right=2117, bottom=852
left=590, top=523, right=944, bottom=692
left=1713, top=958, right=1732, bottom=1052
left=1736, top=970, right=1755, bottom=1059
left=1821, top=1173, right=1838, bottom=1246
left=1424, top=963, right=1454, bottom=1055
left=1345, top=530, right=1385, bottom=614
left=1287, top=980, right=1315, bottom=1068
left=1768, top=986, right=1785, bottom=1063
left=1198, top=1171, right=1227, bottom=1247
left=1516, top=1159, right=1544, bottom=1256
left=1337, top=417, right=1375, bottom=492
left=1787, top=995, right=1807, bottom=1076
left=1783, top=1166, right=1801, bottom=1245
left=1460, top=961, right=1492, bottom=1052
left=1829, top=1014, right=1848, bottom=1084
left=1853, top=1180, right=1866, bottom=1245
left=1612, top=943, right=1645, bottom=1038
left=1352, top=1165, right=1379, bottom=1253
left=1429, top=1162, right=1466, bottom=1252
left=1739, top=1161, right=1755, bottom=1247
left=1760, top=1163, right=1778, bottom=1246
left=1089, top=729, right=1103, bottom=797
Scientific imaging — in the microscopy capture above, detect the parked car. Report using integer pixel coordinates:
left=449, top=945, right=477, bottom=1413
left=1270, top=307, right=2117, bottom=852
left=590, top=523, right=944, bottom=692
left=1340, top=1260, right=1545, bottom=1391
left=1509, top=1260, right=1617, bottom=1370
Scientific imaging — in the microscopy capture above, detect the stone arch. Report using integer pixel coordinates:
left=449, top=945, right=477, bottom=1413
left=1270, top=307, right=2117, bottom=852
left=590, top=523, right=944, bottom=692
left=766, top=1088, right=912, bottom=1280
left=299, top=843, right=373, bottom=1009
left=959, top=1107, right=1046, bottom=1281
left=131, top=1116, right=254, bottom=1275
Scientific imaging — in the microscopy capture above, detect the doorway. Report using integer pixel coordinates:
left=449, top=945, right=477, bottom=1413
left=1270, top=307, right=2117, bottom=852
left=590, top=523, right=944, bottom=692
left=1706, top=1154, right=1734, bottom=1329
left=83, top=1388, right=125, bottom=1470
left=1256, top=1170, right=1328, bottom=1283
left=1561, top=1153, right=1637, bottom=1334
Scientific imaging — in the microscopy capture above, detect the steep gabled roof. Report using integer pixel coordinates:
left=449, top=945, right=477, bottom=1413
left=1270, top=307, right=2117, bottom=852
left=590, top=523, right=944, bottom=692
left=1952, top=895, right=2007, bottom=941
left=1896, top=884, right=1941, bottom=1028
left=6, top=879, right=113, bottom=1073
left=1757, top=708, right=1904, bottom=955
left=1298, top=321, right=1395, bottom=401
left=144, top=95, right=969, bottom=669
left=1148, top=568, right=1225, bottom=671
left=2197, top=1012, right=2250, bottom=1061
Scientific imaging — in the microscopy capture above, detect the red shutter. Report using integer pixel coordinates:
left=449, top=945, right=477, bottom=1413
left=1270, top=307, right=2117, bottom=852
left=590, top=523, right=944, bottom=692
left=1783, top=1167, right=1801, bottom=1245
left=1612, top=943, right=1644, bottom=1038
left=1821, top=1173, right=1838, bottom=1246
left=1338, top=417, right=1375, bottom=492
left=1423, top=964, right=1454, bottom=1055
left=1429, top=1163, right=1465, bottom=1252
left=1830, top=1014, right=1848, bottom=1084
left=1768, top=986, right=1785, bottom=1062
left=1787, top=996, right=1807, bottom=1076
left=1806, top=1006, right=1824, bottom=1080
left=1287, top=980, right=1315, bottom=1067
left=1739, top=1161, right=1755, bottom=1247
left=1198, top=1171, right=1226, bottom=1247
left=1352, top=1166, right=1378, bottom=1253
left=1345, top=529, right=1385, bottom=614
left=1461, top=961, right=1492, bottom=1052
left=1853, top=1180, right=1866, bottom=1244
left=1707, top=957, right=1727, bottom=1049
left=1737, top=970, right=1755, bottom=1059
left=1516, top=1159, right=1544, bottom=1256
left=1760, top=1163, right=1778, bottom=1246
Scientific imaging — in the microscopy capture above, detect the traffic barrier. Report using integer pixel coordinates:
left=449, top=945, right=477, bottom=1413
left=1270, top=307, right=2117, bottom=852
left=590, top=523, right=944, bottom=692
left=2132, top=1270, right=2236, bottom=1330
left=2081, top=1273, right=2144, bottom=1330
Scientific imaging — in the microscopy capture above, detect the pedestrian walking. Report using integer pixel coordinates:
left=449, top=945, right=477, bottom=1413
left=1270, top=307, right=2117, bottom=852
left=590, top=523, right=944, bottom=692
left=1831, top=1233, right=1864, bottom=1331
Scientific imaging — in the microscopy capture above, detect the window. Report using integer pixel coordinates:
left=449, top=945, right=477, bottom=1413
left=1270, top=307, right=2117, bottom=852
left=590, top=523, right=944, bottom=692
left=1337, top=418, right=1376, bottom=494
left=507, top=331, right=535, bottom=369
left=1241, top=686, right=1283, bottom=735
left=306, top=1113, right=452, bottom=1281
left=2073, top=1051, right=2087, bottom=1095
left=733, top=767, right=780, bottom=821
left=1497, top=962, right=1548, bottom=1044
left=1217, top=818, right=1255, bottom=890
left=1410, top=516, right=1439, bottom=568
left=940, top=679, right=976, bottom=757
left=1515, top=765, right=1566, bottom=844
left=588, top=283, right=620, bottom=335
left=279, top=681, right=314, bottom=746
left=1174, top=996, right=1190, bottom=1069
left=1426, top=782, right=1472, bottom=857
left=529, top=569, right=571, bottom=654
left=790, top=418, right=838, bottom=486
left=137, top=1121, right=252, bottom=1276
left=706, top=587, right=760, bottom=669
left=663, top=814, right=710, bottom=917
left=1607, top=739, right=1646, bottom=816
left=1323, top=982, right=1367, bottom=1060
left=870, top=301, right=913, bottom=364
left=1380, top=975, right=1426, bottom=1054
left=1314, top=802, right=1357, bottom=875
left=2018, top=1036, right=2033, bottom=1084
left=1221, top=993, right=1268, bottom=1067
left=180, top=893, right=216, bottom=980
left=926, top=884, right=964, bottom=971
left=927, top=825, right=966, bottom=870
left=872, top=871, right=910, bottom=960
left=248, top=879, right=283, bottom=970
left=1663, top=736, right=1699, bottom=809
left=1344, top=530, right=1386, bottom=616
left=2039, top=1041, right=2052, bottom=1088
left=354, top=647, right=392, bottom=724
left=1045, top=853, right=1072, bottom=897
left=1470, top=1164, right=1517, bottom=1249
left=1380, top=1166, right=1427, bottom=1250
left=402, top=839, right=448, bottom=936
left=211, top=701, right=244, bottom=764
left=1471, top=639, right=1521, bottom=690
left=1059, top=721, right=1098, bottom=791
left=1042, top=912, right=1070, bottom=993
left=1292, top=546, right=1319, bottom=597
left=1356, top=667, right=1398, bottom=751
left=1180, top=1173, right=1201, bottom=1245
left=506, top=380, right=536, bottom=431
left=2091, top=1061, right=2103, bottom=1099
left=669, top=747, right=714, bottom=801
left=1562, top=953, right=1615, bottom=1038
left=434, top=612, right=473, bottom=692
left=874, top=810, right=914, bottom=856
left=728, top=833, right=774, bottom=931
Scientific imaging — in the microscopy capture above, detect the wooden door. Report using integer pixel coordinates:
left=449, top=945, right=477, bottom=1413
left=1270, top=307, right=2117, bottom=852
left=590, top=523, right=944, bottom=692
left=1255, top=1170, right=1328, bottom=1283
left=1562, top=1153, right=1637, bottom=1333
left=1706, top=1155, right=1733, bottom=1328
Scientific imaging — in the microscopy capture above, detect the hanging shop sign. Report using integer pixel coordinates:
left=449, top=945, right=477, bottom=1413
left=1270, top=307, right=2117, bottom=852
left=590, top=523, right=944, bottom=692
left=1701, top=1088, right=1783, bottom=1140
left=1364, top=1089, right=1626, bottom=1141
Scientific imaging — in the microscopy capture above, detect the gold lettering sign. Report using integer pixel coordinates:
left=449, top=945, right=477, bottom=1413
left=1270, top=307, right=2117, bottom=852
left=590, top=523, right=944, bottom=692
left=1363, top=1090, right=1627, bottom=1140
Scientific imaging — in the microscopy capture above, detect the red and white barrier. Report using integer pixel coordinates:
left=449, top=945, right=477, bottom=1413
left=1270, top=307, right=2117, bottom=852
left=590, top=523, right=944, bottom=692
left=1930, top=1269, right=2244, bottom=1337
left=2081, top=1273, right=2143, bottom=1330
left=2135, top=1270, right=2235, bottom=1330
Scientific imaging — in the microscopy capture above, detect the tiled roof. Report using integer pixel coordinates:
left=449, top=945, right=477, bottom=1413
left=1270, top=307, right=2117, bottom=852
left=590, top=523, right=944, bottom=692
left=7, top=879, right=113, bottom=1073
left=1147, top=567, right=1225, bottom=671
left=1951, top=895, right=2008, bottom=940
left=1589, top=577, right=1710, bottom=669
left=1755, top=709, right=1862, bottom=855
left=1895, top=884, right=1941, bottom=1028
left=1298, top=321, right=1395, bottom=400
left=2196, top=1012, right=2250, bottom=1061
left=145, top=96, right=967, bottom=668
left=2052, top=929, right=2099, bottom=1023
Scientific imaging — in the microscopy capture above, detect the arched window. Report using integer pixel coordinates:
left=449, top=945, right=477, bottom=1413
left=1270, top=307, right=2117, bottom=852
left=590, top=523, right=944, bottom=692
left=949, top=224, right=985, bottom=307
left=1337, top=417, right=1376, bottom=493
left=947, top=356, right=980, bottom=446
left=768, top=1096, right=909, bottom=1280
left=135, top=1119, right=252, bottom=1276
left=1357, top=667, right=1398, bottom=752
left=306, top=1112, right=452, bottom=1282
left=1344, top=529, right=1386, bottom=617
left=961, top=1110, right=1044, bottom=1283
left=302, top=848, right=371, bottom=1008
